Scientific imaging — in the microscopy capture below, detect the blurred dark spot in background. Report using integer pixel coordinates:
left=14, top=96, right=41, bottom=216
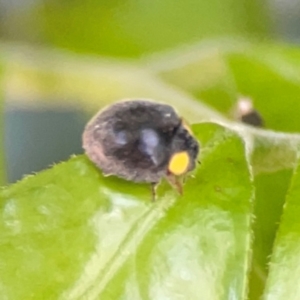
left=269, top=0, right=300, bottom=42
left=4, top=104, right=87, bottom=182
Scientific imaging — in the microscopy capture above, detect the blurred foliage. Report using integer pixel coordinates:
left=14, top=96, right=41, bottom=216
left=0, top=56, right=5, bottom=185
left=149, top=42, right=300, bottom=133
left=0, top=0, right=270, bottom=57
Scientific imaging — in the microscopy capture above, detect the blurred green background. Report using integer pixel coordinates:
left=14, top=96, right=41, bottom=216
left=0, top=0, right=295, bottom=182
left=1, top=0, right=271, bottom=58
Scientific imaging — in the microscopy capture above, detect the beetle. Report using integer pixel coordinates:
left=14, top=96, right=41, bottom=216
left=82, top=99, right=199, bottom=200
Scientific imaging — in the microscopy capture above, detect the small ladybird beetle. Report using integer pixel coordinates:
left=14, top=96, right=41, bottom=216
left=82, top=99, right=199, bottom=200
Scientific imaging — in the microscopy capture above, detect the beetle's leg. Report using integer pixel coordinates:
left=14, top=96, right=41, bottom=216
left=165, top=174, right=183, bottom=195
left=150, top=182, right=158, bottom=202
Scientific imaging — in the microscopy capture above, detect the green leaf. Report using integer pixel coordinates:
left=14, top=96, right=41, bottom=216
left=263, top=156, right=300, bottom=300
left=144, top=40, right=300, bottom=298
left=0, top=123, right=253, bottom=299
left=249, top=169, right=293, bottom=299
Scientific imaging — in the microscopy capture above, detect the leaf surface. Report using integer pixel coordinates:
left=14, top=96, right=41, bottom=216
left=0, top=123, right=253, bottom=300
